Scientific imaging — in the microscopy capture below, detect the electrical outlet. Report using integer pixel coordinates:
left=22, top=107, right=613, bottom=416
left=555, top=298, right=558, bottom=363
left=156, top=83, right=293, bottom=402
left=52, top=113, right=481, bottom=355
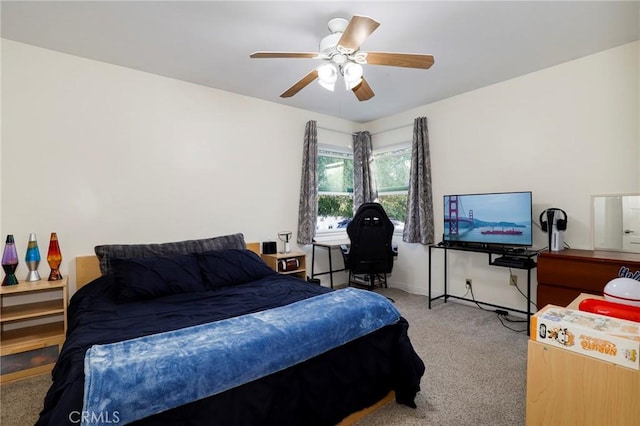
left=509, top=274, right=518, bottom=286
left=465, top=278, right=472, bottom=289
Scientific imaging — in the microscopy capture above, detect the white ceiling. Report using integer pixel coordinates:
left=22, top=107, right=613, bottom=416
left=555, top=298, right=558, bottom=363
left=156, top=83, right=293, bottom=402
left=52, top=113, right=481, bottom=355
left=2, top=1, right=639, bottom=123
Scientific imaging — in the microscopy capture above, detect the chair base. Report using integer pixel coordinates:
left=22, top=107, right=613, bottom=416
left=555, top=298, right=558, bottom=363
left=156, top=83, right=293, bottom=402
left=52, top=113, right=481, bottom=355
left=347, top=272, right=388, bottom=290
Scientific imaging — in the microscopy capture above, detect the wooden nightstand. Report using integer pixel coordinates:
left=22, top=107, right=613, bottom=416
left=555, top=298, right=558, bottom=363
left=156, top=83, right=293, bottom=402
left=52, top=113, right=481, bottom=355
left=0, top=276, right=68, bottom=383
left=261, top=252, right=307, bottom=280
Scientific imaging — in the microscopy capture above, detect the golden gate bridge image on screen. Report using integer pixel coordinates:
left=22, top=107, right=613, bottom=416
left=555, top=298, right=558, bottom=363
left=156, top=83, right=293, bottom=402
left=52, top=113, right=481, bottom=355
left=445, top=195, right=523, bottom=237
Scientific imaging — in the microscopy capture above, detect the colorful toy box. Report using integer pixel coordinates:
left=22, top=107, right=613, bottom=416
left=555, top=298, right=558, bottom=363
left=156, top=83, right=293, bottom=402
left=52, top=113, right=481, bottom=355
left=531, top=304, right=640, bottom=370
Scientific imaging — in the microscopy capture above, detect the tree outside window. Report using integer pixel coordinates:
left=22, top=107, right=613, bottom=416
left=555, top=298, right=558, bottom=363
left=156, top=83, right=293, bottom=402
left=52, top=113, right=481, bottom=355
left=317, top=147, right=353, bottom=231
left=373, top=145, right=411, bottom=233
left=316, top=143, right=410, bottom=234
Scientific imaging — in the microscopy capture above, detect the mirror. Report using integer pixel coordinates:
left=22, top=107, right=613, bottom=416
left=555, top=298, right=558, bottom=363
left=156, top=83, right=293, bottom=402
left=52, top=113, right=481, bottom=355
left=592, top=194, right=640, bottom=253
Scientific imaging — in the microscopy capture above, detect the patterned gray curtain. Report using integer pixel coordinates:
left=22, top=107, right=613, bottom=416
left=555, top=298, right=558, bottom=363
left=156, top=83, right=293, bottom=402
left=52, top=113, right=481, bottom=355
left=297, top=120, right=318, bottom=244
left=403, top=117, right=434, bottom=244
left=353, top=131, right=378, bottom=212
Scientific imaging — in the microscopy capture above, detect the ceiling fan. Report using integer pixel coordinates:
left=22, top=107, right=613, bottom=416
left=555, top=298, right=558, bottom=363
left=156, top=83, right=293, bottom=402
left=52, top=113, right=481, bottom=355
left=249, top=15, right=434, bottom=101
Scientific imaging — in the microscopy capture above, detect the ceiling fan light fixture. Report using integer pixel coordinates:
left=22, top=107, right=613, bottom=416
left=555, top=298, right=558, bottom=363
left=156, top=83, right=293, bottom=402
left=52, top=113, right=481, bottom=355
left=343, top=62, right=363, bottom=89
left=318, top=63, right=338, bottom=91
left=319, top=80, right=336, bottom=91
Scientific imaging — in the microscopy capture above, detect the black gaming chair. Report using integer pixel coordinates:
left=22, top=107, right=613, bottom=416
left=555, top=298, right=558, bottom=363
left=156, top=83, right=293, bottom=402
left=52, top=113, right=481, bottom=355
left=342, top=202, right=396, bottom=289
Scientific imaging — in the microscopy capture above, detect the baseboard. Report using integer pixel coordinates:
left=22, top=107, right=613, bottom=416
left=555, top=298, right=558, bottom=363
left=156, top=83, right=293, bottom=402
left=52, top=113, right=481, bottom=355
left=386, top=280, right=427, bottom=296
left=385, top=283, right=529, bottom=319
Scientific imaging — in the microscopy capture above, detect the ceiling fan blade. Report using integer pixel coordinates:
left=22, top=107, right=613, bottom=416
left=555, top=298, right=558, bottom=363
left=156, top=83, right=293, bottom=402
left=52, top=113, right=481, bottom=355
left=352, top=77, right=375, bottom=101
left=365, top=52, right=435, bottom=69
left=281, top=69, right=319, bottom=98
left=337, top=15, right=380, bottom=52
left=250, top=52, right=319, bottom=59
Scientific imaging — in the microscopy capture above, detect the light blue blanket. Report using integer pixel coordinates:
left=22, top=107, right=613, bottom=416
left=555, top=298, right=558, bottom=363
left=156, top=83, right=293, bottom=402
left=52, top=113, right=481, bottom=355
left=82, top=288, right=400, bottom=425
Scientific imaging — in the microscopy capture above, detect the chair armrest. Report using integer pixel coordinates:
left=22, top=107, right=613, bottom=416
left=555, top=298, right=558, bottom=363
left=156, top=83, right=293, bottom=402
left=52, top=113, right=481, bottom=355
left=340, top=244, right=350, bottom=268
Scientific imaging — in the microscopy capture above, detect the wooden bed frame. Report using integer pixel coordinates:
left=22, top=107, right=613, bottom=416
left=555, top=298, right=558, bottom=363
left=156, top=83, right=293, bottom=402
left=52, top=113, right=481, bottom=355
left=73, top=241, right=393, bottom=424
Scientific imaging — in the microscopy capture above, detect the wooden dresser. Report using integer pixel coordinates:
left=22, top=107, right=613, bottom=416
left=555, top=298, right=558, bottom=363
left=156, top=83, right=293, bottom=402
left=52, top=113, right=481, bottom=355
left=537, top=249, right=640, bottom=309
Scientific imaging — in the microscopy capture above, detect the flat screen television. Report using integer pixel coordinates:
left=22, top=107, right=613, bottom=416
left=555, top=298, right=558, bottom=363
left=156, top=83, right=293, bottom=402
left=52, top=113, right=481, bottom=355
left=443, top=191, right=533, bottom=248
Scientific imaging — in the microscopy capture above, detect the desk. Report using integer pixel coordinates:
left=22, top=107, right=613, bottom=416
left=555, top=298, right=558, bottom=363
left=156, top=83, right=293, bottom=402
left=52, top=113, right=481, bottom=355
left=428, top=244, right=538, bottom=334
left=311, top=240, right=350, bottom=289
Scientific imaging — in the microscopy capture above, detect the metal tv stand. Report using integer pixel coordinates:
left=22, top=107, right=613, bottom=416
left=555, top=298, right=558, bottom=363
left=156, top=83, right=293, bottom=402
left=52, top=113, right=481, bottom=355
left=428, top=242, right=539, bottom=335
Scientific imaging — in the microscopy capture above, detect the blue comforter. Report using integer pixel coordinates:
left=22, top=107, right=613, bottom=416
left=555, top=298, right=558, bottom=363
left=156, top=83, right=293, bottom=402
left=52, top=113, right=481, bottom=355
left=82, top=288, right=400, bottom=425
left=37, top=271, right=424, bottom=426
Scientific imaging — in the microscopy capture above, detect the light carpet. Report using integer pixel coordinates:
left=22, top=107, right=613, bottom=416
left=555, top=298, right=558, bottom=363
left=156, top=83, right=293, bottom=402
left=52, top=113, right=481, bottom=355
left=0, top=287, right=528, bottom=426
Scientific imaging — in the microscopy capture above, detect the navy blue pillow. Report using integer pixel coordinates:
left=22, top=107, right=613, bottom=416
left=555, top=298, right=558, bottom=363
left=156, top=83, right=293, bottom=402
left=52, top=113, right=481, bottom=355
left=111, top=254, right=205, bottom=302
left=196, top=249, right=276, bottom=289
left=95, top=233, right=247, bottom=275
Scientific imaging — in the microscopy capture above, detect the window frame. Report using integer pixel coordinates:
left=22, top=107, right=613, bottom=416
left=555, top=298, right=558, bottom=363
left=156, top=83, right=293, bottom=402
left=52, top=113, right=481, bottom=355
left=316, top=144, right=354, bottom=236
left=373, top=142, right=412, bottom=236
left=315, top=141, right=412, bottom=237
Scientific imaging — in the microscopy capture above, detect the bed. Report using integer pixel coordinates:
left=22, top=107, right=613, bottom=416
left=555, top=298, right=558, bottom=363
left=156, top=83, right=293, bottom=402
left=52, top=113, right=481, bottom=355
left=36, top=233, right=425, bottom=425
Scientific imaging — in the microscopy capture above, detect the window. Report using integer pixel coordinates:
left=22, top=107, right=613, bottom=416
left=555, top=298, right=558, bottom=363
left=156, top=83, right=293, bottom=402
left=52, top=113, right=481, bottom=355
left=315, top=143, right=411, bottom=235
left=317, top=146, right=353, bottom=232
left=373, top=144, right=412, bottom=233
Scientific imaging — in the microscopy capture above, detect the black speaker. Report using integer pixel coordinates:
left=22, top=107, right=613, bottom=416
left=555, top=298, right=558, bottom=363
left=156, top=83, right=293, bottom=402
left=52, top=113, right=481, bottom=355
left=262, top=241, right=277, bottom=254
left=540, top=208, right=567, bottom=232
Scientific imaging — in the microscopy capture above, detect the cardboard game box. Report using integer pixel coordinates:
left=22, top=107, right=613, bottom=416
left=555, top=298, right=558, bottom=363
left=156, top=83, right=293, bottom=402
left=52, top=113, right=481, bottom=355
left=531, top=304, right=640, bottom=370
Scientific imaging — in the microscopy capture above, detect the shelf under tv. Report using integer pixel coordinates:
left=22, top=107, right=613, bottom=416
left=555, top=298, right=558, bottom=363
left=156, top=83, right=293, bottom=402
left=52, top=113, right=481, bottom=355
left=438, top=241, right=540, bottom=258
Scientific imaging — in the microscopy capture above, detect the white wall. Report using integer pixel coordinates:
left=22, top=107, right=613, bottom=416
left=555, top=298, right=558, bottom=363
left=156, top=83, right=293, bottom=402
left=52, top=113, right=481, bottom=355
left=2, top=39, right=638, bottom=309
left=367, top=41, right=640, bottom=312
left=1, top=40, right=358, bottom=292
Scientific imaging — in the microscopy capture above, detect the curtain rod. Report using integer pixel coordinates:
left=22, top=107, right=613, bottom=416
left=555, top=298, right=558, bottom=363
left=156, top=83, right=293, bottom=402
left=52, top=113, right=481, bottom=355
left=370, top=123, right=413, bottom=136
left=317, top=122, right=414, bottom=136
left=316, top=126, right=353, bottom=136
